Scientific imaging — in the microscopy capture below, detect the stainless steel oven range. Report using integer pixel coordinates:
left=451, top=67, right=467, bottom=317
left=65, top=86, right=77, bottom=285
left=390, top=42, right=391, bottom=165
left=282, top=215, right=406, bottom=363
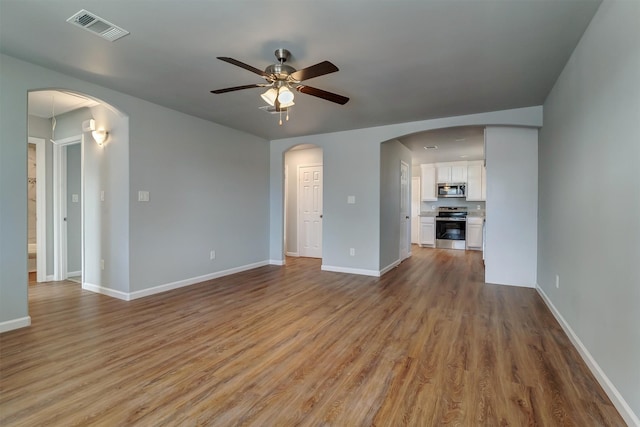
left=435, top=206, right=467, bottom=250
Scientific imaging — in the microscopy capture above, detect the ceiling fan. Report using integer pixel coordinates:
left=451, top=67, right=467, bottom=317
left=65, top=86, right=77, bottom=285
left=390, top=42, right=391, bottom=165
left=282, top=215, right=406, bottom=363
left=211, top=48, right=349, bottom=124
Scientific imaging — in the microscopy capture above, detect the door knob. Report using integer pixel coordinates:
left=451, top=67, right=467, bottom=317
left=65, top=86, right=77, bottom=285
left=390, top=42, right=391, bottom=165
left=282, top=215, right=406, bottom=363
left=320, top=214, right=323, bottom=218
left=405, top=216, right=410, bottom=219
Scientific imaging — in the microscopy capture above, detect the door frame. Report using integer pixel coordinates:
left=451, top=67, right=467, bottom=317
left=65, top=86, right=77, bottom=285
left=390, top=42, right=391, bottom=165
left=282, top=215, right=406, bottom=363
left=27, top=137, right=47, bottom=282
left=399, top=160, right=411, bottom=261
left=297, top=163, right=323, bottom=259
left=52, top=134, right=83, bottom=282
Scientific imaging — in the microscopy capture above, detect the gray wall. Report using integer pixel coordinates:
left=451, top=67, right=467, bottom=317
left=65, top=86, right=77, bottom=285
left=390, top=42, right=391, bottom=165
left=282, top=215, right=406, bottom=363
left=1, top=53, right=270, bottom=329
left=66, top=143, right=81, bottom=273
left=538, top=0, right=640, bottom=422
left=270, top=107, right=543, bottom=273
left=284, top=146, right=323, bottom=255
left=380, top=139, right=412, bottom=270
left=485, top=126, right=538, bottom=287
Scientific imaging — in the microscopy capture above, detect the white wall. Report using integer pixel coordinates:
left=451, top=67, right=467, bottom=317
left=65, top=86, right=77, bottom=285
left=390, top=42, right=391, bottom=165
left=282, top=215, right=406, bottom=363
left=269, top=106, right=543, bottom=273
left=538, top=1, right=640, bottom=423
left=485, top=126, right=538, bottom=287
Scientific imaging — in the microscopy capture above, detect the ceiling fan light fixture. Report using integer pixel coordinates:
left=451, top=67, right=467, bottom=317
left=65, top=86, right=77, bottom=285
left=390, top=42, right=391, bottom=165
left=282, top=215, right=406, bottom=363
left=260, top=88, right=277, bottom=106
left=277, top=86, right=294, bottom=104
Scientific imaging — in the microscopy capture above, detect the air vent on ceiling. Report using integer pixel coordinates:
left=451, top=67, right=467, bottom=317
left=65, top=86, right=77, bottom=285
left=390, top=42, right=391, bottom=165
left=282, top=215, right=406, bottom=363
left=66, top=9, right=129, bottom=42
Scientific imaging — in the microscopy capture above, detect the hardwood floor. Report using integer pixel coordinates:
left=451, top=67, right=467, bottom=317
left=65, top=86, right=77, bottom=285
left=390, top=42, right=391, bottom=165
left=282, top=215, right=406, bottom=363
left=1, top=248, right=625, bottom=426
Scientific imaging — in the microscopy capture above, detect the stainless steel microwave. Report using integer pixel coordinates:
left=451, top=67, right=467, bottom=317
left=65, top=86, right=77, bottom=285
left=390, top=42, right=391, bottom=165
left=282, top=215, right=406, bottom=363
left=437, top=183, right=466, bottom=198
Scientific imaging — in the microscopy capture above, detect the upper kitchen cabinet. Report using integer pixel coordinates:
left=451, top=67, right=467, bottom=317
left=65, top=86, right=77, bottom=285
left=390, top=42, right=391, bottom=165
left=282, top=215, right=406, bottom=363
left=466, top=161, right=486, bottom=201
left=420, top=164, right=437, bottom=201
left=436, top=162, right=468, bottom=183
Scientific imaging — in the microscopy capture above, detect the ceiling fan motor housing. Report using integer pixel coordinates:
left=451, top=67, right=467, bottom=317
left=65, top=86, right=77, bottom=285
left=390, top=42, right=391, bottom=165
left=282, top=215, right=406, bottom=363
left=265, top=63, right=296, bottom=81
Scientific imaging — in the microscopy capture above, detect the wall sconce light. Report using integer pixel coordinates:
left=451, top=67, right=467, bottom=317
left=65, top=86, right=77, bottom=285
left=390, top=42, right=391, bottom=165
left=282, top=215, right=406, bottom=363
left=92, top=129, right=109, bottom=146
left=82, top=119, right=109, bottom=146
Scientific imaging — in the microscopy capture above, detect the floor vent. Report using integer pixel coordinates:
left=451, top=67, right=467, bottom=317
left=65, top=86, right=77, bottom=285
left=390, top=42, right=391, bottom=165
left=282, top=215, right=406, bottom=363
left=66, top=9, right=129, bottom=42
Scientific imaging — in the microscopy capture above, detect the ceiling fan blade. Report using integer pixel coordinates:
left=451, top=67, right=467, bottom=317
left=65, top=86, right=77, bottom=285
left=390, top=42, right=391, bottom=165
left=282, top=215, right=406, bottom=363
left=217, top=57, right=269, bottom=77
left=296, top=85, right=349, bottom=105
left=291, top=61, right=339, bottom=81
left=210, top=84, right=264, bottom=94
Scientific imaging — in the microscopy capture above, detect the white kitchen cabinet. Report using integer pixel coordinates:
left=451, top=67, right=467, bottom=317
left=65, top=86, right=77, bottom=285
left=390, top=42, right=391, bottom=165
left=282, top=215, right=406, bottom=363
left=436, top=162, right=468, bottom=183
left=466, top=161, right=486, bottom=201
left=466, top=217, right=484, bottom=250
left=420, top=164, right=437, bottom=201
left=451, top=165, right=467, bottom=183
left=419, top=216, right=435, bottom=247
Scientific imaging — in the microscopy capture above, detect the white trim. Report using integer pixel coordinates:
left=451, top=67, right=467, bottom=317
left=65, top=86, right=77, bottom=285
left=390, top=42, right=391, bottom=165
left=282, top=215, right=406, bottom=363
left=83, top=261, right=271, bottom=301
left=128, top=261, right=270, bottom=300
left=46, top=275, right=54, bottom=282
left=536, top=285, right=640, bottom=427
left=82, top=282, right=131, bottom=301
left=321, top=264, right=380, bottom=277
left=52, top=143, right=67, bottom=280
left=269, top=259, right=285, bottom=266
left=67, top=270, right=81, bottom=277
left=379, top=259, right=402, bottom=276
left=400, top=160, right=410, bottom=262
left=53, top=135, right=82, bottom=281
left=28, top=137, right=47, bottom=282
left=52, top=135, right=83, bottom=146
left=285, top=251, right=299, bottom=257
left=0, top=316, right=31, bottom=333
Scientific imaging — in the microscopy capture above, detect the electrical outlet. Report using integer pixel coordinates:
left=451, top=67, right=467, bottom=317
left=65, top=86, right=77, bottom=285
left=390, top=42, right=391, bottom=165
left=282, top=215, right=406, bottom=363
left=555, top=274, right=560, bottom=289
left=349, top=248, right=355, bottom=256
left=210, top=250, right=216, bottom=260
left=101, top=259, right=105, bottom=270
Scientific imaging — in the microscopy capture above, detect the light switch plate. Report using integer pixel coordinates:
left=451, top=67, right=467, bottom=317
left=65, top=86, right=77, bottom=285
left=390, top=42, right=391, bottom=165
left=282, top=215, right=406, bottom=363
left=138, top=191, right=150, bottom=202
left=347, top=196, right=355, bottom=204
left=72, top=194, right=79, bottom=203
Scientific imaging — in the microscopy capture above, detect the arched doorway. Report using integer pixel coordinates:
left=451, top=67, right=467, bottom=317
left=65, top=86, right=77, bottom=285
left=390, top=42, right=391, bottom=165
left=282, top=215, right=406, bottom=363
left=27, top=89, right=129, bottom=292
left=283, top=144, right=324, bottom=261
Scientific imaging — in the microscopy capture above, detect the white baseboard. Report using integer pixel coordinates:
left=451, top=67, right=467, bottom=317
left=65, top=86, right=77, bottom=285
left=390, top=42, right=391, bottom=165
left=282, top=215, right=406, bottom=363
left=379, top=259, right=401, bottom=276
left=82, top=282, right=131, bottom=301
left=0, top=316, right=31, bottom=333
left=536, top=285, right=640, bottom=427
left=269, top=259, right=285, bottom=266
left=285, top=252, right=298, bottom=257
left=127, top=260, right=270, bottom=300
left=321, top=264, right=380, bottom=277
left=67, top=270, right=81, bottom=277
left=46, top=274, right=54, bottom=282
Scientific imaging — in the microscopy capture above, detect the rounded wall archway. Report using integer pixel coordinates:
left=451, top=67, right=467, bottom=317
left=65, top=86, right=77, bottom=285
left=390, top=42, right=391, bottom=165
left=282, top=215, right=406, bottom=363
left=27, top=88, right=130, bottom=296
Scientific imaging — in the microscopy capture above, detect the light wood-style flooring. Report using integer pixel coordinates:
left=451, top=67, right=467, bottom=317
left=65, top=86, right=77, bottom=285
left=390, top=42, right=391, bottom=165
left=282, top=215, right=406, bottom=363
left=1, top=248, right=625, bottom=426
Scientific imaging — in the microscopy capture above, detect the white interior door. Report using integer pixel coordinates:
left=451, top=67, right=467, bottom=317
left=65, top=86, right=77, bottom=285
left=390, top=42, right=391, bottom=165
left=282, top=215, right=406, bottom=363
left=400, top=161, right=410, bottom=260
left=298, top=165, right=323, bottom=258
left=411, top=176, right=420, bottom=244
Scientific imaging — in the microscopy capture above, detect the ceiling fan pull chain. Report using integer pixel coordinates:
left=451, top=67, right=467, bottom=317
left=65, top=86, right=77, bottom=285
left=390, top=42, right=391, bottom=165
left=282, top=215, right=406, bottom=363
left=279, top=109, right=283, bottom=126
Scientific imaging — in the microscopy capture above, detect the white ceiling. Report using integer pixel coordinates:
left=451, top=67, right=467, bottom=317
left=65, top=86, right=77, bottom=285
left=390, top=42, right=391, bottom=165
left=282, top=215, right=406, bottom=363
left=399, top=126, right=485, bottom=165
left=28, top=90, right=99, bottom=118
left=1, top=0, right=601, bottom=141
